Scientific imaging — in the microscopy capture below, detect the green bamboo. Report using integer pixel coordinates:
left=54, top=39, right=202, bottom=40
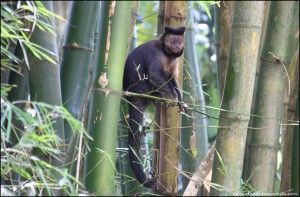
left=7, top=44, right=29, bottom=145
left=52, top=1, right=72, bottom=51
left=280, top=5, right=299, bottom=188
left=60, top=1, right=100, bottom=141
left=5, top=44, right=29, bottom=190
left=125, top=1, right=139, bottom=56
left=117, top=2, right=143, bottom=195
left=8, top=46, right=29, bottom=103
left=28, top=1, right=64, bottom=140
left=210, top=2, right=264, bottom=195
left=180, top=2, right=208, bottom=192
left=281, top=49, right=299, bottom=194
left=84, top=1, right=132, bottom=195
left=180, top=52, right=197, bottom=194
left=291, top=96, right=299, bottom=194
left=27, top=2, right=65, bottom=195
left=246, top=2, right=297, bottom=193
left=185, top=3, right=208, bottom=161
left=215, top=1, right=234, bottom=103
left=242, top=1, right=270, bottom=183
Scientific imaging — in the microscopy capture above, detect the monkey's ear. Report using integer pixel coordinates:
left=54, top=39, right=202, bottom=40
left=164, top=26, right=186, bottom=35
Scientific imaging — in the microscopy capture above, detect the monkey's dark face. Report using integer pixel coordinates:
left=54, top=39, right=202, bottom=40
left=162, top=34, right=185, bottom=57
left=164, top=34, right=184, bottom=53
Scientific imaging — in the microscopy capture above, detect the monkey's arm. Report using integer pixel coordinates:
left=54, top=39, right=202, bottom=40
left=148, top=61, right=179, bottom=101
left=170, top=77, right=187, bottom=113
left=170, top=77, right=182, bottom=102
left=148, top=60, right=186, bottom=112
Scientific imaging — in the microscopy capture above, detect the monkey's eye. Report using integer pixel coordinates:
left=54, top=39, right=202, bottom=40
left=169, top=37, right=182, bottom=45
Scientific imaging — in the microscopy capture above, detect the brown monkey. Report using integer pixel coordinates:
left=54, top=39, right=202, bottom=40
left=123, top=26, right=185, bottom=189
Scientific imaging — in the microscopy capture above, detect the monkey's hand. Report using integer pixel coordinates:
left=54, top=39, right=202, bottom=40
left=159, top=89, right=178, bottom=107
left=159, top=99, right=172, bottom=108
left=178, top=102, right=188, bottom=113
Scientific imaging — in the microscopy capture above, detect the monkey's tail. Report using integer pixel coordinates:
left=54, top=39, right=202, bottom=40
left=128, top=106, right=158, bottom=190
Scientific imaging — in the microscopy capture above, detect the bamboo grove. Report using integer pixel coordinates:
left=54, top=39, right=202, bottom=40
left=1, top=1, right=299, bottom=196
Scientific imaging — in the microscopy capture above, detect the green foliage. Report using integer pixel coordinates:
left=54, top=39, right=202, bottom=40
left=1, top=84, right=90, bottom=195
left=206, top=83, right=219, bottom=140
left=1, top=1, right=64, bottom=73
left=193, top=1, right=220, bottom=19
left=1, top=1, right=90, bottom=195
left=136, top=1, right=158, bottom=45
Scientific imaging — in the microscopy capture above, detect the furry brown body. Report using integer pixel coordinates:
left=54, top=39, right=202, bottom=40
left=123, top=26, right=185, bottom=189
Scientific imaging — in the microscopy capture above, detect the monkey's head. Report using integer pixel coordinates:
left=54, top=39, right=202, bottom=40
left=161, top=26, right=186, bottom=57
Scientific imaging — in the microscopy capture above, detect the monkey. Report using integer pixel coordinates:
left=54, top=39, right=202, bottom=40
left=123, top=26, right=186, bottom=190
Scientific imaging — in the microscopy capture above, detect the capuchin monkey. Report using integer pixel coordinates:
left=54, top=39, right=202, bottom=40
left=123, top=26, right=186, bottom=190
